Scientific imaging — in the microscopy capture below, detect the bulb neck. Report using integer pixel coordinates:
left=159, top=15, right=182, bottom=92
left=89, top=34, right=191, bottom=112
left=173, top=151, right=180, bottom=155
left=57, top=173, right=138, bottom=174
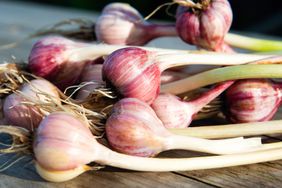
left=144, top=23, right=177, bottom=38
left=187, top=81, right=234, bottom=114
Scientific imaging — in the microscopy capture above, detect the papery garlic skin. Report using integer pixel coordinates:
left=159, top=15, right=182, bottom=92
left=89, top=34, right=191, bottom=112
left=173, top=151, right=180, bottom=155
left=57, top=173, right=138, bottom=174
left=151, top=93, right=193, bottom=128
left=28, top=36, right=81, bottom=79
left=106, top=98, right=169, bottom=157
left=28, top=36, right=91, bottom=89
left=224, top=79, right=282, bottom=123
left=176, top=0, right=233, bottom=51
left=95, top=3, right=147, bottom=45
left=21, top=79, right=60, bottom=104
left=103, top=47, right=161, bottom=104
left=34, top=112, right=96, bottom=171
left=3, top=93, right=43, bottom=130
left=3, top=79, right=60, bottom=130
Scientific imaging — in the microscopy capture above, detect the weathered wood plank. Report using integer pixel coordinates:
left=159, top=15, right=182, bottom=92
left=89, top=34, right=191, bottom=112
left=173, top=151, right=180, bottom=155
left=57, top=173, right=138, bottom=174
left=0, top=154, right=213, bottom=188
left=176, top=161, right=282, bottom=188
left=0, top=171, right=213, bottom=188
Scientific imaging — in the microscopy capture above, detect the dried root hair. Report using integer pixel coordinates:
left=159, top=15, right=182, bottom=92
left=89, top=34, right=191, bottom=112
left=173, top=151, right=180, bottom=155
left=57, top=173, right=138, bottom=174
left=63, top=81, right=117, bottom=113
left=0, top=18, right=96, bottom=50
left=143, top=0, right=202, bottom=21
left=14, top=80, right=107, bottom=136
left=0, top=63, right=28, bottom=97
left=30, top=18, right=96, bottom=41
left=0, top=126, right=31, bottom=154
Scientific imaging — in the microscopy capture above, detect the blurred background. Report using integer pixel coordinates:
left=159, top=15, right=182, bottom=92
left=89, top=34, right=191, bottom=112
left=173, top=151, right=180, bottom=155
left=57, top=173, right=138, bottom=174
left=11, top=0, right=282, bottom=37
left=0, top=0, right=282, bottom=60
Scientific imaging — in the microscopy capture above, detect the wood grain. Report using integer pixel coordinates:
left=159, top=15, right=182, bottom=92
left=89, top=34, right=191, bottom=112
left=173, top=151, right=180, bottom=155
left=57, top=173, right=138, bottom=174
left=0, top=155, right=212, bottom=188
left=176, top=161, right=282, bottom=188
left=0, top=170, right=213, bottom=188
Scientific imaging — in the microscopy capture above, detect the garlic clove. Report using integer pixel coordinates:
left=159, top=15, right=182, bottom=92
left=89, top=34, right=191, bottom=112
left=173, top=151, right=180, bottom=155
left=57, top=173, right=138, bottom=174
left=151, top=93, right=193, bottom=128
left=35, top=162, right=91, bottom=182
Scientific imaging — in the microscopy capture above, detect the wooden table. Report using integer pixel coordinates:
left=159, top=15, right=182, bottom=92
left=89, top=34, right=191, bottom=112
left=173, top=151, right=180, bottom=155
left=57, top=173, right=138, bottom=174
left=0, top=1, right=282, bottom=187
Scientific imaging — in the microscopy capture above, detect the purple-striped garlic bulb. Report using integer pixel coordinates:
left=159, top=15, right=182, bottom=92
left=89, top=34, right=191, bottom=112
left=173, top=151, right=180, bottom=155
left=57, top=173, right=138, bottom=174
left=95, top=2, right=176, bottom=45
left=175, top=0, right=233, bottom=52
left=224, top=79, right=282, bottom=123
left=152, top=81, right=233, bottom=128
left=28, top=36, right=92, bottom=89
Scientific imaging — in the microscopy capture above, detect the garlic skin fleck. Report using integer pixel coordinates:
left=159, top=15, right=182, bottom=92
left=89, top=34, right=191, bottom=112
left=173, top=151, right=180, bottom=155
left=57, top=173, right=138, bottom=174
left=160, top=70, right=188, bottom=84
left=224, top=79, right=282, bottom=123
left=176, top=0, right=233, bottom=51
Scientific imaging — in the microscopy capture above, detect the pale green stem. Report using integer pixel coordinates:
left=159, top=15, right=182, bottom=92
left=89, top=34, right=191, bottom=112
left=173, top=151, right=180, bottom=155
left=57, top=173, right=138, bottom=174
left=225, top=33, right=282, bottom=52
left=161, top=64, right=282, bottom=94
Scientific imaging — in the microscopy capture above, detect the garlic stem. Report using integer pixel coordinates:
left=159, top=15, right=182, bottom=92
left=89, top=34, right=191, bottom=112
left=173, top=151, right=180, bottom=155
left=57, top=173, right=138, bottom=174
left=68, top=44, right=122, bottom=62
left=67, top=44, right=190, bottom=62
left=169, top=120, right=282, bottom=139
left=66, top=42, right=277, bottom=66
left=146, top=24, right=177, bottom=38
left=97, top=143, right=282, bottom=172
left=225, top=33, right=282, bottom=52
left=161, top=64, right=282, bottom=94
left=188, top=81, right=234, bottom=114
left=255, top=142, right=282, bottom=151
left=156, top=52, right=275, bottom=71
left=165, top=135, right=261, bottom=154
